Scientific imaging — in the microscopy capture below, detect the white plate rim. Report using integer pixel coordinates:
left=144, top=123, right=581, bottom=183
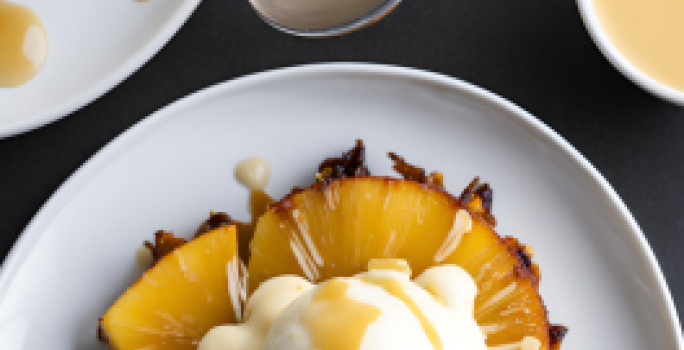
left=0, top=0, right=202, bottom=139
left=1, top=62, right=681, bottom=348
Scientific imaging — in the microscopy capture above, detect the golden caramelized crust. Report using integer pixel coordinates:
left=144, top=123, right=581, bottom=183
left=503, top=236, right=541, bottom=286
left=388, top=152, right=445, bottom=189
left=144, top=230, right=187, bottom=263
left=320, top=141, right=493, bottom=225
left=459, top=177, right=496, bottom=227
left=195, top=212, right=236, bottom=238
left=318, top=139, right=371, bottom=183
left=549, top=324, right=568, bottom=350
left=141, top=211, right=236, bottom=267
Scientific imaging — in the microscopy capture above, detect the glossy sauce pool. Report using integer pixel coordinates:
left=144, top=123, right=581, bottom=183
left=593, top=0, right=684, bottom=92
left=0, top=1, right=48, bottom=88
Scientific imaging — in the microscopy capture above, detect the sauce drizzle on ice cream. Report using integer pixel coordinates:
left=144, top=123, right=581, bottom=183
left=361, top=274, right=443, bottom=350
left=303, top=279, right=382, bottom=350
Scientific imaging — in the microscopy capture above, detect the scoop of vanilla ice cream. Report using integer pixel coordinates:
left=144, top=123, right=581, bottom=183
left=199, top=260, right=487, bottom=350
left=199, top=276, right=314, bottom=350
left=264, top=266, right=486, bottom=350
left=414, top=265, right=478, bottom=316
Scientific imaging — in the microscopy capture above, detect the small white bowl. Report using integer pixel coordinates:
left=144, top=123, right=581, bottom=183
left=577, top=0, right=684, bottom=105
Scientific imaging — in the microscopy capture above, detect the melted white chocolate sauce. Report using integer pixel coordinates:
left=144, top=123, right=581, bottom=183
left=235, top=157, right=271, bottom=192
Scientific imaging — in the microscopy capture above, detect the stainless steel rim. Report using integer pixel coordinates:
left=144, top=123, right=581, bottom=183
left=251, top=0, right=402, bottom=38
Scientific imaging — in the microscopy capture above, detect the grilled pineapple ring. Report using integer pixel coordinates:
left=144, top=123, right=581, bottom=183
left=100, top=225, right=242, bottom=350
left=249, top=177, right=558, bottom=350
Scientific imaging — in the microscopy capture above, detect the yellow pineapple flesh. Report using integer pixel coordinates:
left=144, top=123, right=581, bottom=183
left=100, top=225, right=242, bottom=350
left=249, top=177, right=555, bottom=350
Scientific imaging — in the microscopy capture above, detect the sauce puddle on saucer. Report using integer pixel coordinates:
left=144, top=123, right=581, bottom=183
left=0, top=0, right=48, bottom=88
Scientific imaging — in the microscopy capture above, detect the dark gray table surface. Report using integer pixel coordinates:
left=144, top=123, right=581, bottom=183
left=1, top=0, right=683, bottom=319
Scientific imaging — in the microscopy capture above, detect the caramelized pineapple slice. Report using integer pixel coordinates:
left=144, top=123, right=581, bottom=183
left=249, top=178, right=558, bottom=350
left=100, top=225, right=242, bottom=350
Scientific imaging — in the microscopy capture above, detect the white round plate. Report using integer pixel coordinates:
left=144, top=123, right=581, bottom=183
left=0, top=0, right=201, bottom=138
left=0, top=64, right=680, bottom=350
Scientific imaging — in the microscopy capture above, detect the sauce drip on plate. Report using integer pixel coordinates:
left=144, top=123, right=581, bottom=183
left=235, top=157, right=274, bottom=258
left=0, top=0, right=48, bottom=88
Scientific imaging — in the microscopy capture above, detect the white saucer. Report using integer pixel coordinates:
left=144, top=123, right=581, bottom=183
left=0, top=0, right=201, bottom=138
